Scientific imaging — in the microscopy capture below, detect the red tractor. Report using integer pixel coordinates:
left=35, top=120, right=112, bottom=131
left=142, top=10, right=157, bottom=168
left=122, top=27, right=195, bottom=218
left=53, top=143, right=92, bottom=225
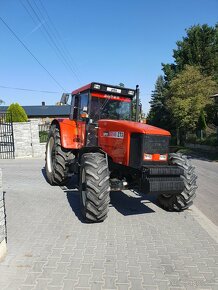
left=45, top=82, right=197, bottom=222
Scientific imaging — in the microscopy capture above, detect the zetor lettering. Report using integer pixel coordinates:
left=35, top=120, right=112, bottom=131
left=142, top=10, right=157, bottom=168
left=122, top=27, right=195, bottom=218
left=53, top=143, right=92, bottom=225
left=45, top=82, right=198, bottom=223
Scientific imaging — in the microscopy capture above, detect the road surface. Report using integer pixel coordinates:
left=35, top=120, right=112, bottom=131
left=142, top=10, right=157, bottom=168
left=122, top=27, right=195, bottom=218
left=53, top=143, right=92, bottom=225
left=191, top=158, right=218, bottom=226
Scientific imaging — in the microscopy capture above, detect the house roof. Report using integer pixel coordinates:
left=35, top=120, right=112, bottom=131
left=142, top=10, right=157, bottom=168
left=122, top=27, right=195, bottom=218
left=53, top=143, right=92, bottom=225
left=0, top=105, right=70, bottom=117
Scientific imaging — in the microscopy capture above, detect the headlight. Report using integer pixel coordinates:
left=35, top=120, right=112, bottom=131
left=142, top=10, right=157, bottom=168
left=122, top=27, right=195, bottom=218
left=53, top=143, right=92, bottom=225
left=159, top=154, right=167, bottom=161
left=93, top=84, right=101, bottom=89
left=143, top=153, right=152, bottom=160
left=128, top=90, right=134, bottom=95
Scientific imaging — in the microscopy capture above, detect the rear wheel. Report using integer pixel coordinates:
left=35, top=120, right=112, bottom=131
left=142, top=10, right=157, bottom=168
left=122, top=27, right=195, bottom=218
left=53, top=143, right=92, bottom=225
left=45, top=125, right=72, bottom=185
left=158, top=153, right=197, bottom=211
left=79, top=153, right=110, bottom=222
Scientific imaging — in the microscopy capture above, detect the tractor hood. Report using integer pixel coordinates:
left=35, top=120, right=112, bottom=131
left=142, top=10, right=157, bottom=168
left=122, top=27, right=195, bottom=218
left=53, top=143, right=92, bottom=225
left=98, top=120, right=171, bottom=136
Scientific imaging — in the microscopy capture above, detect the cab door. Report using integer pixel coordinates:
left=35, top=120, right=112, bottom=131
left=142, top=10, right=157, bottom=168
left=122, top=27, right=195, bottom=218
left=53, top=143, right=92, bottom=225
left=76, top=92, right=89, bottom=148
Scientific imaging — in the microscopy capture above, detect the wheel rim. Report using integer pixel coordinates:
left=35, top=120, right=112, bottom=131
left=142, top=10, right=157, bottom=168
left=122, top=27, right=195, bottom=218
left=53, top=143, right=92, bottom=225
left=81, top=169, right=87, bottom=206
left=47, top=137, right=55, bottom=173
left=162, top=193, right=172, bottom=198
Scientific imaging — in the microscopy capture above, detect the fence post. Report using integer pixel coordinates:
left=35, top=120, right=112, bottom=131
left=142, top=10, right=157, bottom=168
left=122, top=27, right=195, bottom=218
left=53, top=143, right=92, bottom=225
left=0, top=169, right=7, bottom=261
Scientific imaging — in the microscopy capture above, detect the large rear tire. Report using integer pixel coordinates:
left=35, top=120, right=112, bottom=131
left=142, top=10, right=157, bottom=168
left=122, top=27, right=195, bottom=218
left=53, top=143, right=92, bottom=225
left=79, top=153, right=110, bottom=222
left=158, top=153, right=197, bottom=211
left=45, top=125, right=72, bottom=186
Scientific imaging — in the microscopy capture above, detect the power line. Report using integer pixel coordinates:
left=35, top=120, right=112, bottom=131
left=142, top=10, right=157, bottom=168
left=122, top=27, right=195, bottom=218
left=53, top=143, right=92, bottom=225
left=37, top=0, right=81, bottom=81
left=23, top=0, right=81, bottom=84
left=0, top=16, right=66, bottom=91
left=0, top=85, right=61, bottom=94
left=25, top=1, right=72, bottom=73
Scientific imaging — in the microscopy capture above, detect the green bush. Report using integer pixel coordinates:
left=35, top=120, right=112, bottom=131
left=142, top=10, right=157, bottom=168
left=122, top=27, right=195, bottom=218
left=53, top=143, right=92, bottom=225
left=186, top=133, right=218, bottom=146
left=199, top=133, right=218, bottom=146
left=6, top=103, right=28, bottom=122
left=186, top=134, right=198, bottom=144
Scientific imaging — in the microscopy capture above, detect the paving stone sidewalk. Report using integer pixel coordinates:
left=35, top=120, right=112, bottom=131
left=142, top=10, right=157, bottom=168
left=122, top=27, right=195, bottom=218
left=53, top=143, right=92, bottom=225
left=0, top=159, right=218, bottom=290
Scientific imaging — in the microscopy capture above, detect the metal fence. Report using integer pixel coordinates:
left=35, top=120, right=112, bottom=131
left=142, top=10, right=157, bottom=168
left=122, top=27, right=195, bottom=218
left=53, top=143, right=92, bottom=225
left=0, top=112, right=15, bottom=159
left=38, top=124, right=50, bottom=143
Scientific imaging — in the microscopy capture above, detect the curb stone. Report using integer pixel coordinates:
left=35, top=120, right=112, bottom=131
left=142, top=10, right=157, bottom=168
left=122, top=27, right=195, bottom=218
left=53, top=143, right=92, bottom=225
left=0, top=168, right=7, bottom=262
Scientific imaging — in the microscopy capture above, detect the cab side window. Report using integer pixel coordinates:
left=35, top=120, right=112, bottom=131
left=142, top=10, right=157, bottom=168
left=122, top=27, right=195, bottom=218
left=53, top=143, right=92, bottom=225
left=73, top=95, right=79, bottom=119
left=79, top=93, right=89, bottom=119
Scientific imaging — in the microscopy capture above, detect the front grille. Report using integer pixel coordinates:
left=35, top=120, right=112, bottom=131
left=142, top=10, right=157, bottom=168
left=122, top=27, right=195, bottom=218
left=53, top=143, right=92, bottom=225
left=143, top=135, right=170, bottom=154
left=129, top=133, right=171, bottom=169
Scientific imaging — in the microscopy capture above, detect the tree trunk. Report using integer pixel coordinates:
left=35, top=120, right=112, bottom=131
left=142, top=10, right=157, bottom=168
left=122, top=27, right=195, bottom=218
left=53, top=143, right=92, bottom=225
left=176, top=128, right=180, bottom=146
left=200, top=129, right=203, bottom=140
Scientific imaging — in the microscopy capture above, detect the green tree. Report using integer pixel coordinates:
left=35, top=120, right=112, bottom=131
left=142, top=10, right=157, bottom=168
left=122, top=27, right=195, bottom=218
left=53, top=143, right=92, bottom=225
left=147, top=76, right=173, bottom=130
left=162, top=23, right=218, bottom=83
left=6, top=103, right=28, bottom=122
left=167, top=65, right=217, bottom=143
left=0, top=99, right=4, bottom=105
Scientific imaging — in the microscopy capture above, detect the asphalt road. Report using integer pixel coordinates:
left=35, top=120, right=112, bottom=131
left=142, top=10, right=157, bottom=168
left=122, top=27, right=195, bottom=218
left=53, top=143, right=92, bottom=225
left=191, top=158, right=218, bottom=226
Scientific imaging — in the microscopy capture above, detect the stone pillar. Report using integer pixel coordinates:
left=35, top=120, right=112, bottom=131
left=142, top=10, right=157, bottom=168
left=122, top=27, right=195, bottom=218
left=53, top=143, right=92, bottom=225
left=0, top=169, right=7, bottom=261
left=13, top=122, right=32, bottom=158
left=12, top=120, right=46, bottom=158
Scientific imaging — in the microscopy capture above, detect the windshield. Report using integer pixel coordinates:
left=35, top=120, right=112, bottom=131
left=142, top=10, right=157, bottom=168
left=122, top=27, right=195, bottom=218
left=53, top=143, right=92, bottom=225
left=90, top=95, right=131, bottom=122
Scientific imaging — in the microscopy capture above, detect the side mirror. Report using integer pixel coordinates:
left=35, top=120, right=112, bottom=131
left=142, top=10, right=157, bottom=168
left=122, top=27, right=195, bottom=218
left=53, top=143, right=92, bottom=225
left=60, top=93, right=70, bottom=105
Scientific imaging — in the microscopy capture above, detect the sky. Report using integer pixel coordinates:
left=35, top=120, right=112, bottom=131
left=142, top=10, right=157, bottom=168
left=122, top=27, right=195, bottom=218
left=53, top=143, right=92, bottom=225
left=0, top=0, right=217, bottom=114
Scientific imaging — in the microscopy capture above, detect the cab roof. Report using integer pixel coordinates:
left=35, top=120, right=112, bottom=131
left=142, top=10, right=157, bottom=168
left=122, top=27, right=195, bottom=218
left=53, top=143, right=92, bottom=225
left=72, top=82, right=136, bottom=98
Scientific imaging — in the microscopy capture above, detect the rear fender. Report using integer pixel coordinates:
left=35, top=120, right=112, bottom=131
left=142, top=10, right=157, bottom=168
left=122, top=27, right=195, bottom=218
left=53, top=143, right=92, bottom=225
left=51, top=119, right=80, bottom=149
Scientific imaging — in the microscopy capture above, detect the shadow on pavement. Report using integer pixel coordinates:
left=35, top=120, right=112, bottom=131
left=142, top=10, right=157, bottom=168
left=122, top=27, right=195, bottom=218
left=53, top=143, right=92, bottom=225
left=41, top=167, right=49, bottom=183
left=110, top=190, right=155, bottom=215
left=61, top=176, right=85, bottom=223
left=41, top=167, right=156, bottom=220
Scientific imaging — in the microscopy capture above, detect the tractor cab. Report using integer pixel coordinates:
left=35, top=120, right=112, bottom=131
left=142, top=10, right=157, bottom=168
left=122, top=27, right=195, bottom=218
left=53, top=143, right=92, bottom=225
left=68, top=82, right=135, bottom=123
left=60, top=82, right=136, bottom=148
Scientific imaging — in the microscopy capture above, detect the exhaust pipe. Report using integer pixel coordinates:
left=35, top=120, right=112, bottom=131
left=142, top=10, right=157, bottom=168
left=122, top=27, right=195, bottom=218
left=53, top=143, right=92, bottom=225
left=136, top=85, right=140, bottom=122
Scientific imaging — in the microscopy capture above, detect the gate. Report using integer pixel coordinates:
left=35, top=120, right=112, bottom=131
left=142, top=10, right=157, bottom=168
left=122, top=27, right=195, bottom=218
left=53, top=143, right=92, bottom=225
left=0, top=112, right=15, bottom=159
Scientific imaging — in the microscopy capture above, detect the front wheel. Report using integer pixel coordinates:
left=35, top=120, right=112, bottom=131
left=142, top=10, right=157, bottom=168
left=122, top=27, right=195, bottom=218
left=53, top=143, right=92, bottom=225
left=79, top=153, right=110, bottom=222
left=158, top=153, right=198, bottom=211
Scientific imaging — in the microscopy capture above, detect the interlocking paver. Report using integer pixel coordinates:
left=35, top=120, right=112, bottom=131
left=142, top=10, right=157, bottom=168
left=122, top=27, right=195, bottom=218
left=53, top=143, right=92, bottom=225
left=116, top=271, right=129, bottom=284
left=23, top=272, right=40, bottom=285
left=54, top=262, right=70, bottom=274
left=0, top=158, right=218, bottom=290
left=75, top=274, right=91, bottom=287
left=116, top=284, right=129, bottom=290
left=90, top=269, right=104, bottom=282
left=90, top=281, right=103, bottom=290
left=103, top=275, right=117, bottom=289
left=62, top=279, right=78, bottom=290
left=34, top=278, right=51, bottom=290
left=65, top=268, right=79, bottom=280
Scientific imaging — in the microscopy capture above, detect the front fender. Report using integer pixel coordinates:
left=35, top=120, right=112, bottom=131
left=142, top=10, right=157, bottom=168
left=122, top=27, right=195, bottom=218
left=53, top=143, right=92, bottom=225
left=51, top=119, right=80, bottom=149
